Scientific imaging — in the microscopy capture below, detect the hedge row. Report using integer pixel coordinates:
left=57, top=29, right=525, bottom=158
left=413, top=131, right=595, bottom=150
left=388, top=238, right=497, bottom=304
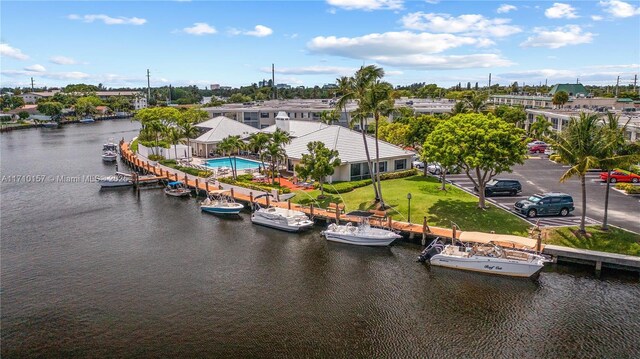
left=218, top=176, right=291, bottom=194
left=322, top=168, right=418, bottom=194
left=615, top=183, right=640, bottom=194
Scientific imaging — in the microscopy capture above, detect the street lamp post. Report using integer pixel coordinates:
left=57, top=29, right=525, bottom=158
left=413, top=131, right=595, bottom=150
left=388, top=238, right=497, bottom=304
left=407, top=193, right=412, bottom=224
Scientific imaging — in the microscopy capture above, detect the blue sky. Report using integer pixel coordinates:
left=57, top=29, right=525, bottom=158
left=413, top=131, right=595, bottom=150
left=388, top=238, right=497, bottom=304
left=1, top=0, right=639, bottom=89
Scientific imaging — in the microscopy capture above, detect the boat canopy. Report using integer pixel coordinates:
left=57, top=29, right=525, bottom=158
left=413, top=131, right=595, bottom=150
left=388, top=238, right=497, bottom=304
left=168, top=181, right=183, bottom=186
left=458, top=231, right=538, bottom=249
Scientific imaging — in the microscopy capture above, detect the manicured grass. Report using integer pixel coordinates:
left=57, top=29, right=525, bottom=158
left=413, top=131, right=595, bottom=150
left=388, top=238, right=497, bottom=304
left=545, top=226, right=640, bottom=257
left=293, top=175, right=530, bottom=235
left=130, top=138, right=138, bottom=152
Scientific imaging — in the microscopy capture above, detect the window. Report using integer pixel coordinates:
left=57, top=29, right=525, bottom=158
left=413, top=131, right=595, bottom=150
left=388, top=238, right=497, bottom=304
left=394, top=159, right=406, bottom=171
left=260, top=112, right=270, bottom=118
left=350, top=162, right=371, bottom=181
left=378, top=161, right=387, bottom=173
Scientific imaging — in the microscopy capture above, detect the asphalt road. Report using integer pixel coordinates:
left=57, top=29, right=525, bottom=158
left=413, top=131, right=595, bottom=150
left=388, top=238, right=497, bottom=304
left=445, top=154, right=640, bottom=233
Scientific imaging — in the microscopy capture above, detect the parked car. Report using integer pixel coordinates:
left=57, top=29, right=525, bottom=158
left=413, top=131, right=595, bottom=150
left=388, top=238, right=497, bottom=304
left=514, top=193, right=575, bottom=218
left=599, top=169, right=640, bottom=183
left=475, top=179, right=522, bottom=196
left=426, top=163, right=458, bottom=175
left=544, top=146, right=556, bottom=156
left=527, top=140, right=547, bottom=148
left=529, top=144, right=548, bottom=153
left=412, top=160, right=425, bottom=169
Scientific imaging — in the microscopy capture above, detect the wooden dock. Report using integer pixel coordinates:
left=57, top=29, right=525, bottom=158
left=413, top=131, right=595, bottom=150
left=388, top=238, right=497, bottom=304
left=119, top=141, right=458, bottom=242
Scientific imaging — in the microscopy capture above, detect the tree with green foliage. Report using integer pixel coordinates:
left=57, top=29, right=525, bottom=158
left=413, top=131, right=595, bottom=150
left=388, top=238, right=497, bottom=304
left=227, top=93, right=252, bottom=103
left=248, top=132, right=272, bottom=172
left=378, top=120, right=409, bottom=147
left=218, top=135, right=245, bottom=180
left=406, top=114, right=442, bottom=152
left=107, top=96, right=133, bottom=112
left=450, top=101, right=468, bottom=116
left=552, top=91, right=569, bottom=109
left=264, top=142, right=287, bottom=183
left=295, top=141, right=342, bottom=197
left=74, top=96, right=102, bottom=117
left=319, top=110, right=340, bottom=125
left=165, top=126, right=183, bottom=161
left=134, top=107, right=181, bottom=127
left=177, top=111, right=203, bottom=162
left=37, top=101, right=63, bottom=117
left=64, top=84, right=98, bottom=95
left=598, top=112, right=639, bottom=230
left=18, top=111, right=29, bottom=120
left=495, top=105, right=526, bottom=127
left=528, top=115, right=553, bottom=140
left=548, top=113, right=606, bottom=233
left=464, top=92, right=488, bottom=113
left=424, top=113, right=527, bottom=208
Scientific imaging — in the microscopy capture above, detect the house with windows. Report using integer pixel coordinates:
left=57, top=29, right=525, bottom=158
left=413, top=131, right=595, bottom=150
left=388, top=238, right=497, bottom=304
left=282, top=125, right=414, bottom=182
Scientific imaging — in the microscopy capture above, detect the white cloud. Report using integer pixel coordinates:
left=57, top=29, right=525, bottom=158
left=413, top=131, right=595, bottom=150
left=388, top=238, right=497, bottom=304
left=545, top=3, right=579, bottom=19
left=1, top=69, right=89, bottom=80
left=370, top=53, right=513, bottom=69
left=0, top=43, right=29, bottom=60
left=326, top=0, right=403, bottom=11
left=67, top=14, right=146, bottom=25
left=50, top=56, right=78, bottom=65
left=591, top=15, right=604, bottom=20
left=246, top=25, right=273, bottom=37
left=24, top=64, right=46, bottom=72
left=309, top=31, right=494, bottom=58
left=584, top=63, right=640, bottom=70
left=400, top=12, right=521, bottom=37
left=497, top=4, right=517, bottom=13
left=183, top=22, right=217, bottom=35
left=599, top=0, right=640, bottom=17
left=263, top=66, right=357, bottom=75
left=327, top=8, right=337, bottom=14
left=520, top=25, right=594, bottom=49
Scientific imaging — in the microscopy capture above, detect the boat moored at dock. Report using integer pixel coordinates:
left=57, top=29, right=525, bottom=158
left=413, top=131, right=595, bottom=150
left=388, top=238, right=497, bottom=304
left=201, top=190, right=245, bottom=215
left=164, top=181, right=192, bottom=197
left=98, top=173, right=133, bottom=188
left=251, top=195, right=314, bottom=232
left=322, top=211, right=401, bottom=246
left=418, top=232, right=549, bottom=278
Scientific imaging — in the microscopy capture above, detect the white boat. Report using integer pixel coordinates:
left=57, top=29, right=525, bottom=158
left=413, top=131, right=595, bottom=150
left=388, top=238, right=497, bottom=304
left=79, top=117, right=95, bottom=123
left=164, top=181, right=191, bottom=197
left=418, top=232, right=549, bottom=278
left=102, top=150, right=117, bottom=162
left=41, top=121, right=59, bottom=128
left=98, top=174, right=133, bottom=188
left=321, top=212, right=401, bottom=246
left=103, top=139, right=118, bottom=152
left=200, top=190, right=244, bottom=215
left=251, top=195, right=314, bottom=232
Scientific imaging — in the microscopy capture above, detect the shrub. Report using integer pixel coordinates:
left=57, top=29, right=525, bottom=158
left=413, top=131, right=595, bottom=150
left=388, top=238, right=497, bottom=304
left=148, top=154, right=165, bottom=161
left=616, top=183, right=640, bottom=194
left=629, top=165, right=640, bottom=175
left=236, top=174, right=254, bottom=181
left=130, top=139, right=139, bottom=152
left=380, top=168, right=418, bottom=180
left=159, top=159, right=176, bottom=166
left=323, top=179, right=372, bottom=194
left=139, top=140, right=171, bottom=149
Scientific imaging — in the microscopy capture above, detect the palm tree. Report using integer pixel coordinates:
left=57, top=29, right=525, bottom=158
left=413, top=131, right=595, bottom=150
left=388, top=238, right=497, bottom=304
left=248, top=132, right=271, bottom=172
left=270, top=128, right=291, bottom=183
left=218, top=135, right=244, bottom=179
left=450, top=101, right=468, bottom=116
left=165, top=126, right=182, bottom=161
left=548, top=113, right=606, bottom=234
left=599, top=112, right=633, bottom=230
left=464, top=92, right=488, bottom=113
left=177, top=119, right=199, bottom=162
left=265, top=142, right=286, bottom=184
left=362, top=80, right=396, bottom=208
left=147, top=120, right=165, bottom=156
left=528, top=115, right=553, bottom=140
left=319, top=110, right=340, bottom=125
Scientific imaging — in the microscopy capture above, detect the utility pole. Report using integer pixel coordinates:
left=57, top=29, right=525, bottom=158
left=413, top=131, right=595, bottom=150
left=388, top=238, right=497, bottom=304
left=146, top=69, right=151, bottom=104
left=488, top=73, right=491, bottom=94
left=615, top=76, right=620, bottom=98
left=31, top=77, right=35, bottom=92
left=634, top=74, right=638, bottom=96
left=272, top=63, right=276, bottom=100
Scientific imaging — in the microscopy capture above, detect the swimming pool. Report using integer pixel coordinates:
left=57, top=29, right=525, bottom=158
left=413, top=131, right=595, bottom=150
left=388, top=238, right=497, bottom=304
left=204, top=157, right=262, bottom=170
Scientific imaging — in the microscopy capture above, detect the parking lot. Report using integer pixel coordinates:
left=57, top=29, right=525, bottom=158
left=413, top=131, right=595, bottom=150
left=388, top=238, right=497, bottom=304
left=440, top=154, right=640, bottom=233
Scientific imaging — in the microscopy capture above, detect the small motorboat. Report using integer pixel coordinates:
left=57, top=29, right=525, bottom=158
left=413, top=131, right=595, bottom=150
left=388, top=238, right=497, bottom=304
left=251, top=194, right=314, bottom=232
left=98, top=174, right=133, bottom=188
left=417, top=232, right=549, bottom=278
left=41, top=121, right=59, bottom=128
left=200, top=190, right=244, bottom=215
left=102, top=150, right=117, bottom=162
left=321, top=211, right=401, bottom=246
left=103, top=139, right=118, bottom=152
left=164, top=181, right=191, bottom=197
left=79, top=117, right=95, bottom=123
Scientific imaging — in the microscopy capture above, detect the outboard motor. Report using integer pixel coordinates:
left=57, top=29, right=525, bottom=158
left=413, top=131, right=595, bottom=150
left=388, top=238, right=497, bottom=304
left=417, top=238, right=444, bottom=263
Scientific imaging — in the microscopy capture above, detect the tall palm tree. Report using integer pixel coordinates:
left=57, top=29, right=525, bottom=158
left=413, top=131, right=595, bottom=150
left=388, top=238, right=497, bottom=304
left=362, top=80, right=396, bottom=208
left=528, top=115, right=553, bottom=140
left=450, top=101, right=468, bottom=116
left=465, top=92, right=488, bottom=113
left=349, top=108, right=379, bottom=200
left=248, top=132, right=271, bottom=173
left=165, top=126, right=182, bottom=161
left=265, top=142, right=286, bottom=184
left=548, top=112, right=606, bottom=233
left=319, top=110, right=340, bottom=125
left=599, top=112, right=632, bottom=230
left=224, top=135, right=244, bottom=180
left=177, top=119, right=199, bottom=162
left=147, top=120, right=165, bottom=156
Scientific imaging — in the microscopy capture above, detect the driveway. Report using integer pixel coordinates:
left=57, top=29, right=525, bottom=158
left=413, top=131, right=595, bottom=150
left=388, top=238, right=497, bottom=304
left=444, top=154, right=640, bottom=233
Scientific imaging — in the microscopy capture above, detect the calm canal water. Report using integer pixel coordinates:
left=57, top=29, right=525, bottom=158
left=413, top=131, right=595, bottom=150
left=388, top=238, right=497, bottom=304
left=1, top=120, right=639, bottom=358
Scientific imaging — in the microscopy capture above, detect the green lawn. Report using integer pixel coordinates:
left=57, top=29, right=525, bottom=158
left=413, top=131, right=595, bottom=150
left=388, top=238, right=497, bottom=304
left=293, top=175, right=530, bottom=235
left=545, top=226, right=640, bottom=256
